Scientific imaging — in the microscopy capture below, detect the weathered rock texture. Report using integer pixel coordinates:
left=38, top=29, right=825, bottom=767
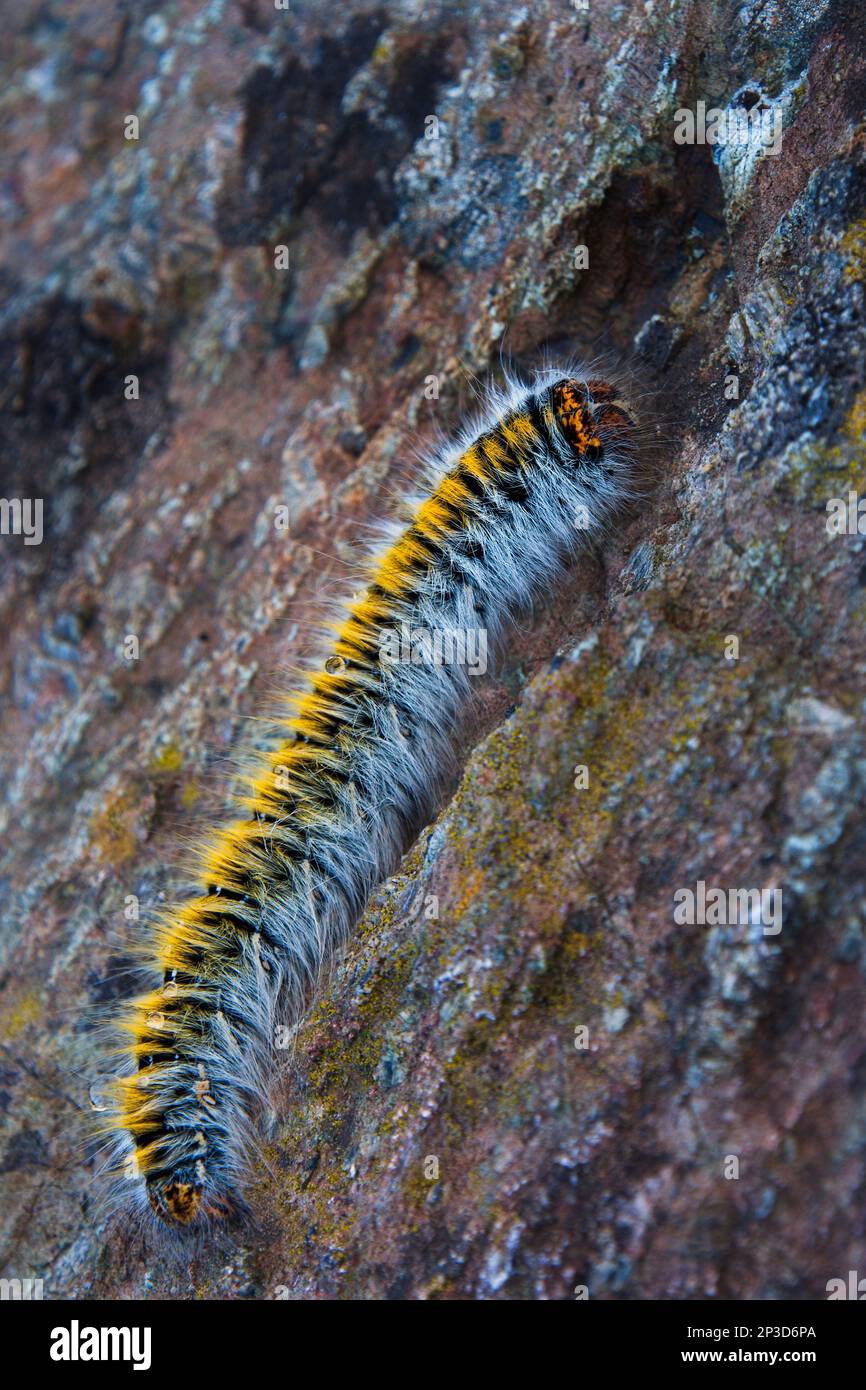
left=1, top=0, right=866, bottom=1299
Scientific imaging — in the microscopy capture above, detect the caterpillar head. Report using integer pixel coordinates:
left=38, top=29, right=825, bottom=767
left=145, top=1169, right=238, bottom=1227
left=549, top=377, right=637, bottom=465
left=147, top=1174, right=202, bottom=1225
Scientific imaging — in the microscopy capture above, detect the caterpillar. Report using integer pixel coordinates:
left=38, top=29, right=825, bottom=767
left=106, top=367, right=642, bottom=1230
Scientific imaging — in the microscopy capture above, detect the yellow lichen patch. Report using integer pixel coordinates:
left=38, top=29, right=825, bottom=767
left=842, top=387, right=866, bottom=449
left=0, top=986, right=42, bottom=1040
left=841, top=217, right=866, bottom=283
left=89, top=785, right=145, bottom=865
left=150, top=743, right=184, bottom=774
left=776, top=387, right=866, bottom=501
left=451, top=867, right=485, bottom=921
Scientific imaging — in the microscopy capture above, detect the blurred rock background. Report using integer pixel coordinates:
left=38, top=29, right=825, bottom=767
left=1, top=0, right=865, bottom=1299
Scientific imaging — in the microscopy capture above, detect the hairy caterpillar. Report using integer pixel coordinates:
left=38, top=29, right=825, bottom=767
left=106, top=368, right=641, bottom=1229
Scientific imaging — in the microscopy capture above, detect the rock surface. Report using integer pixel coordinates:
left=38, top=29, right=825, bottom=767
left=1, top=0, right=865, bottom=1299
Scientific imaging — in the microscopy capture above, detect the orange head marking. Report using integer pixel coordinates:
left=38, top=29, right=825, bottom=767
left=550, top=379, right=603, bottom=459
left=586, top=379, right=638, bottom=448
left=148, top=1177, right=202, bottom=1226
left=145, top=1170, right=240, bottom=1227
left=584, top=378, right=618, bottom=403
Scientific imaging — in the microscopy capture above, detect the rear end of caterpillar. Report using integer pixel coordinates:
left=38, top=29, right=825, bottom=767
left=105, top=370, right=642, bottom=1229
